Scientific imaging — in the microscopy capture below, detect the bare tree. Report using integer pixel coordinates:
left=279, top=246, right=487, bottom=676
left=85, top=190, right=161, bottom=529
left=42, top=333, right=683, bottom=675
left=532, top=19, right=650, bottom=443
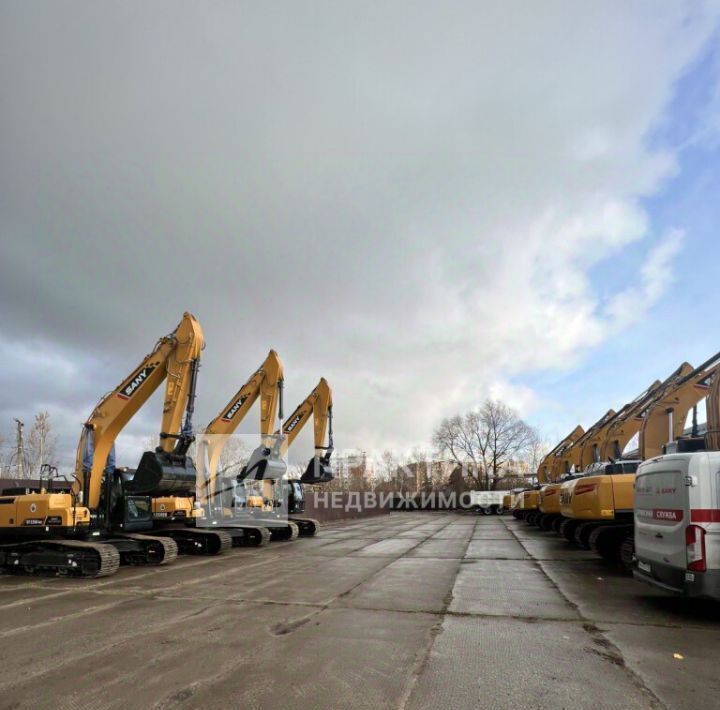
left=0, top=429, right=9, bottom=478
left=433, top=400, right=537, bottom=490
left=380, top=450, right=397, bottom=483
left=27, top=411, right=58, bottom=477
left=215, top=437, right=251, bottom=477
left=525, top=428, right=551, bottom=483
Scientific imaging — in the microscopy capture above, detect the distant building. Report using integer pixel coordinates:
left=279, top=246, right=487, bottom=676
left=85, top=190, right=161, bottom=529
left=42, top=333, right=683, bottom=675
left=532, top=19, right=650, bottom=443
left=333, top=450, right=376, bottom=489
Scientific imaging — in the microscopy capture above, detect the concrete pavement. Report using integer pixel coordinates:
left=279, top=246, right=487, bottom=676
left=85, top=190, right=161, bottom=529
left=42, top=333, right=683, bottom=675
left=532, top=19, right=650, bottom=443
left=0, top=512, right=716, bottom=709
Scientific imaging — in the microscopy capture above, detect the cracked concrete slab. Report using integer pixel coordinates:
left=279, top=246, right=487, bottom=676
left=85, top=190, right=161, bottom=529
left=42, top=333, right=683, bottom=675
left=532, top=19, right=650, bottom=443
left=406, top=616, right=655, bottom=710
left=0, top=511, right=717, bottom=709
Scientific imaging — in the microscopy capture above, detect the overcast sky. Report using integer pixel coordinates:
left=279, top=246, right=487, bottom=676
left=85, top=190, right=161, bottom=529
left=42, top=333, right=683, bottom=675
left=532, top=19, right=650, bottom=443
left=1, top=1, right=720, bottom=469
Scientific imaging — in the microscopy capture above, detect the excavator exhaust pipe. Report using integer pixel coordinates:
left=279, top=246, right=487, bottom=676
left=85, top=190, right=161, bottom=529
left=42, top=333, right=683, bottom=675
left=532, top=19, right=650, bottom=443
left=300, top=454, right=334, bottom=484
left=128, top=450, right=198, bottom=496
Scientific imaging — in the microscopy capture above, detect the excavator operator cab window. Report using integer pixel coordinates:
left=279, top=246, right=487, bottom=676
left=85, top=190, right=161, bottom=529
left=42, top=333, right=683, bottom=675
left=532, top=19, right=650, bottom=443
left=117, top=495, right=154, bottom=531
left=286, top=480, right=305, bottom=515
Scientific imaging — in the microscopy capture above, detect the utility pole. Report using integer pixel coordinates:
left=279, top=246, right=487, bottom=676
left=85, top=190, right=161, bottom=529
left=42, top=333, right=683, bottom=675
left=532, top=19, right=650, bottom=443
left=14, top=419, right=25, bottom=480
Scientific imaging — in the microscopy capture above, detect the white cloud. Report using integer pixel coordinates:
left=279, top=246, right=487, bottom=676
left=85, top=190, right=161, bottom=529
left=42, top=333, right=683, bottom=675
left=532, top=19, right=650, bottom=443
left=0, top=2, right=719, bottom=462
left=604, top=229, right=685, bottom=329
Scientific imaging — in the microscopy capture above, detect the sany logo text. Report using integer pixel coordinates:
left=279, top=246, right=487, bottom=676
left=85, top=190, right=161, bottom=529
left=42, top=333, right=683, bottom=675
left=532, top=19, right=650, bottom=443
left=118, top=366, right=156, bottom=399
left=222, top=395, right=249, bottom=422
left=284, top=412, right=304, bottom=433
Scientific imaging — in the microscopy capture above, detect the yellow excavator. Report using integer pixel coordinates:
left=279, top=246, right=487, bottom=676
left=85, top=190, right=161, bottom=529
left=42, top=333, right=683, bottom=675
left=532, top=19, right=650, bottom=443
left=0, top=314, right=217, bottom=576
left=562, top=356, right=719, bottom=568
left=535, top=425, right=584, bottom=532
left=521, top=426, right=589, bottom=526
left=556, top=379, right=673, bottom=545
left=522, top=447, right=561, bottom=524
left=509, top=489, right=526, bottom=516
left=266, top=377, right=335, bottom=536
left=556, top=408, right=618, bottom=541
left=514, top=486, right=541, bottom=520
left=200, top=350, right=299, bottom=542
left=123, top=316, right=269, bottom=553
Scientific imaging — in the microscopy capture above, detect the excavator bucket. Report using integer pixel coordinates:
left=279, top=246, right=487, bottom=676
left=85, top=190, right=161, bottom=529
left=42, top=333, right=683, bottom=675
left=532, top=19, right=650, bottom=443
left=128, top=450, right=197, bottom=496
left=238, top=438, right=288, bottom=482
left=300, top=455, right=334, bottom=484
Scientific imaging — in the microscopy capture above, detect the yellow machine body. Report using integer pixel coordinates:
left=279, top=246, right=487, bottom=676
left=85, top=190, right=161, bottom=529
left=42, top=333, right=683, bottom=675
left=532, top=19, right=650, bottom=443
left=565, top=474, right=634, bottom=521
left=559, top=478, right=580, bottom=518
left=0, top=492, right=91, bottom=530
left=151, top=496, right=200, bottom=521
left=517, top=490, right=540, bottom=511
left=538, top=483, right=562, bottom=514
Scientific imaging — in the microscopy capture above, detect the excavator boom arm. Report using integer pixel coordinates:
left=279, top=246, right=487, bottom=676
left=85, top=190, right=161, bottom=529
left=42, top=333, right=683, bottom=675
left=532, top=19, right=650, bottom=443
left=537, top=425, right=584, bottom=483
left=74, top=313, right=204, bottom=510
left=277, top=378, right=334, bottom=485
left=280, top=378, right=333, bottom=453
left=202, top=350, right=284, bottom=497
left=640, top=353, right=720, bottom=458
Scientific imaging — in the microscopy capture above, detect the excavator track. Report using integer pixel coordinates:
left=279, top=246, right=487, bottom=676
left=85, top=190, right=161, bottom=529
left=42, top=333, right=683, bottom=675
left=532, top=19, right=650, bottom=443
left=559, top=518, right=581, bottom=543
left=118, top=533, right=179, bottom=565
left=0, top=539, right=121, bottom=578
left=151, top=528, right=232, bottom=556
left=589, top=524, right=633, bottom=564
left=289, top=517, right=320, bottom=537
left=573, top=522, right=598, bottom=549
left=226, top=525, right=271, bottom=547
left=263, top=520, right=300, bottom=542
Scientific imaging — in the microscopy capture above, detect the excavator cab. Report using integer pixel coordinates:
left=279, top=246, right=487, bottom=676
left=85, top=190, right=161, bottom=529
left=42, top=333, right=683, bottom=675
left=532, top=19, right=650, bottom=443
left=110, top=483, right=155, bottom=532
left=83, top=432, right=156, bottom=533
left=285, top=479, right=306, bottom=515
left=300, top=452, right=334, bottom=484
left=238, top=434, right=288, bottom=482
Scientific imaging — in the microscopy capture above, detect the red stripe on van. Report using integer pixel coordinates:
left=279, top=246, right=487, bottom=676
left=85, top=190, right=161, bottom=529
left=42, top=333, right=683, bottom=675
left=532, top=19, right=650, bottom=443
left=690, top=509, right=720, bottom=523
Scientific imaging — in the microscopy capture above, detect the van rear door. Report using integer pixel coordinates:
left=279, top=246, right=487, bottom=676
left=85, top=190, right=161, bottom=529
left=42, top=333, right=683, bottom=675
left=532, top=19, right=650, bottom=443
left=635, top=458, right=689, bottom=577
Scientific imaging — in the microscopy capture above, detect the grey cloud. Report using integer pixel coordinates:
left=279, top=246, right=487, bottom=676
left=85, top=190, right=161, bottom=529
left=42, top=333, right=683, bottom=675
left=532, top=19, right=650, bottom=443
left=1, top=1, right=719, bottom=467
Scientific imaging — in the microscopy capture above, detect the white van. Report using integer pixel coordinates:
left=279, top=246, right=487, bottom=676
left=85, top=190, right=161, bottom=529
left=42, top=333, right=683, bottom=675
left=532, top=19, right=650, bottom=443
left=468, top=491, right=506, bottom=515
left=633, top=451, right=720, bottom=600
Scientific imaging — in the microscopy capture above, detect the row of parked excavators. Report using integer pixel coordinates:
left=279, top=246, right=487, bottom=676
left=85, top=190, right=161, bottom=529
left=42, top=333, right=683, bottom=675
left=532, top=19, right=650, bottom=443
left=0, top=312, right=334, bottom=579
left=507, top=350, right=720, bottom=600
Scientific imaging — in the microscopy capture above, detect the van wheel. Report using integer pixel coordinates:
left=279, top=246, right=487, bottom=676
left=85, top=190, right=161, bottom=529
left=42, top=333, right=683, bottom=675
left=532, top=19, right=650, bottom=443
left=620, top=536, right=634, bottom=573
left=551, top=517, right=564, bottom=534
left=495, top=506, right=504, bottom=515
left=482, top=507, right=493, bottom=516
